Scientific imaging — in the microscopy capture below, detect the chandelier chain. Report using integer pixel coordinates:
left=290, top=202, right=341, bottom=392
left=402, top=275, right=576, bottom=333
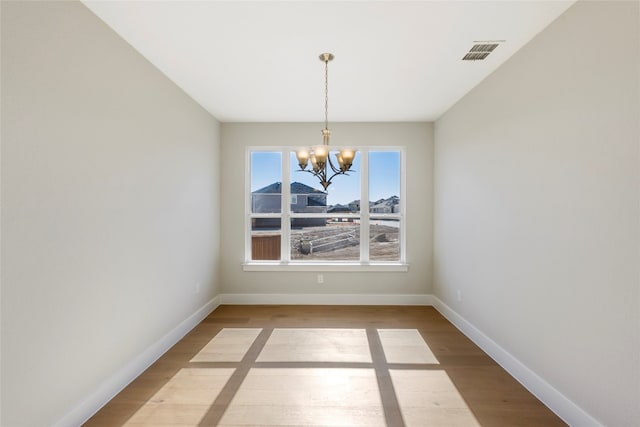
left=324, top=57, right=329, bottom=131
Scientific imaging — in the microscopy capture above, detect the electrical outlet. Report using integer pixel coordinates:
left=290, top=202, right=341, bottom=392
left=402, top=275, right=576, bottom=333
left=195, top=282, right=201, bottom=294
left=456, top=290, right=462, bottom=302
left=317, top=274, right=324, bottom=284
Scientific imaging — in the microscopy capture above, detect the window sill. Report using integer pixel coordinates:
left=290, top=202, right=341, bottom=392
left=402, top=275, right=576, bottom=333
left=242, top=262, right=409, bottom=272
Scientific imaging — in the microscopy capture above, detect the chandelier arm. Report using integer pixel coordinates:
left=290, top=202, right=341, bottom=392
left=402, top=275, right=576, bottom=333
left=299, top=168, right=329, bottom=187
left=327, top=155, right=342, bottom=174
left=324, top=170, right=349, bottom=188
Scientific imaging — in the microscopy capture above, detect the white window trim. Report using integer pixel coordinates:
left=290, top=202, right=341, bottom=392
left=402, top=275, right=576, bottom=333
left=243, top=262, right=409, bottom=272
left=244, top=146, right=408, bottom=271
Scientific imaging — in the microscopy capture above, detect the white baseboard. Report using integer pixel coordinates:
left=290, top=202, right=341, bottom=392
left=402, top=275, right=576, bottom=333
left=53, top=296, right=221, bottom=427
left=431, top=296, right=603, bottom=427
left=219, top=293, right=433, bottom=306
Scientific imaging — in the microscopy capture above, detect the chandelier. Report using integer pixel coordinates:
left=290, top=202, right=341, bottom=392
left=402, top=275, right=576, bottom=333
left=295, top=53, right=356, bottom=191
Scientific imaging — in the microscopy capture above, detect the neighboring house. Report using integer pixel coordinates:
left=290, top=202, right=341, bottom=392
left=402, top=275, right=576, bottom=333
left=348, top=200, right=361, bottom=212
left=327, top=203, right=352, bottom=213
left=370, top=196, right=400, bottom=214
left=252, top=182, right=327, bottom=228
left=348, top=198, right=400, bottom=213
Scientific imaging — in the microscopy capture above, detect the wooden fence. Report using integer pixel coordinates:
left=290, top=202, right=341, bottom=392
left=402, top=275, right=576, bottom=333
left=252, top=235, right=281, bottom=260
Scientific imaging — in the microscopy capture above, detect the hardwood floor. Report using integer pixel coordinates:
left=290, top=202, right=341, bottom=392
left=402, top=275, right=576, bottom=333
left=84, top=305, right=566, bottom=426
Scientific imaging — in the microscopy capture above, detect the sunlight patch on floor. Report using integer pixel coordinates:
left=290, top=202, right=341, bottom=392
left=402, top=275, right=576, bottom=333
left=256, top=328, right=372, bottom=363
left=190, top=328, right=262, bottom=362
left=378, top=329, right=439, bottom=364
left=124, top=368, right=234, bottom=425
left=390, top=370, right=480, bottom=427
left=218, top=368, right=386, bottom=426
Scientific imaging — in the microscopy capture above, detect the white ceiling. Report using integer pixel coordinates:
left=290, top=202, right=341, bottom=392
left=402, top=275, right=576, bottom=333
left=83, top=1, right=575, bottom=123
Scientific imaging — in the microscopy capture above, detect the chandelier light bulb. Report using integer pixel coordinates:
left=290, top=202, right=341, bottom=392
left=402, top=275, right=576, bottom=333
left=312, top=145, right=329, bottom=164
left=339, top=149, right=355, bottom=168
left=296, top=149, right=310, bottom=170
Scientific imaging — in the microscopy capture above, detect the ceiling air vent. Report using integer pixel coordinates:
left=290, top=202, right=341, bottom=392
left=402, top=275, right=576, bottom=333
left=462, top=42, right=501, bottom=61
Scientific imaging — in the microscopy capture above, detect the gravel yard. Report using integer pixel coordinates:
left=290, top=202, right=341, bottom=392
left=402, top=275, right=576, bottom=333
left=290, top=222, right=399, bottom=261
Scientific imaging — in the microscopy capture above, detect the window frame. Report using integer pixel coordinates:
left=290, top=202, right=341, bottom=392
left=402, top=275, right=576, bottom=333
left=244, top=146, right=408, bottom=271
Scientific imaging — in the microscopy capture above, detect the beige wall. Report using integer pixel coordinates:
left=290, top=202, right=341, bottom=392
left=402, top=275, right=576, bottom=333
left=221, top=122, right=433, bottom=297
left=434, top=1, right=639, bottom=425
left=1, top=2, right=221, bottom=425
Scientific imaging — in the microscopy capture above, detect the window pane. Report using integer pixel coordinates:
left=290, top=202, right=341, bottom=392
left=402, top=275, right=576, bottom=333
left=252, top=152, right=282, bottom=214
left=290, top=218, right=360, bottom=261
left=290, top=151, right=361, bottom=213
left=370, top=218, right=400, bottom=261
left=251, top=219, right=281, bottom=261
left=369, top=151, right=400, bottom=213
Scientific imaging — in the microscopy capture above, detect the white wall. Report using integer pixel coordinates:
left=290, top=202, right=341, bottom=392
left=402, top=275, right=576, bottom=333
left=434, top=1, right=639, bottom=426
left=221, top=122, right=433, bottom=299
left=1, top=2, right=221, bottom=425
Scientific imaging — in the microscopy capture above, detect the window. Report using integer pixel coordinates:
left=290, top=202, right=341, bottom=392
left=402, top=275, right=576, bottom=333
left=246, top=148, right=405, bottom=270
